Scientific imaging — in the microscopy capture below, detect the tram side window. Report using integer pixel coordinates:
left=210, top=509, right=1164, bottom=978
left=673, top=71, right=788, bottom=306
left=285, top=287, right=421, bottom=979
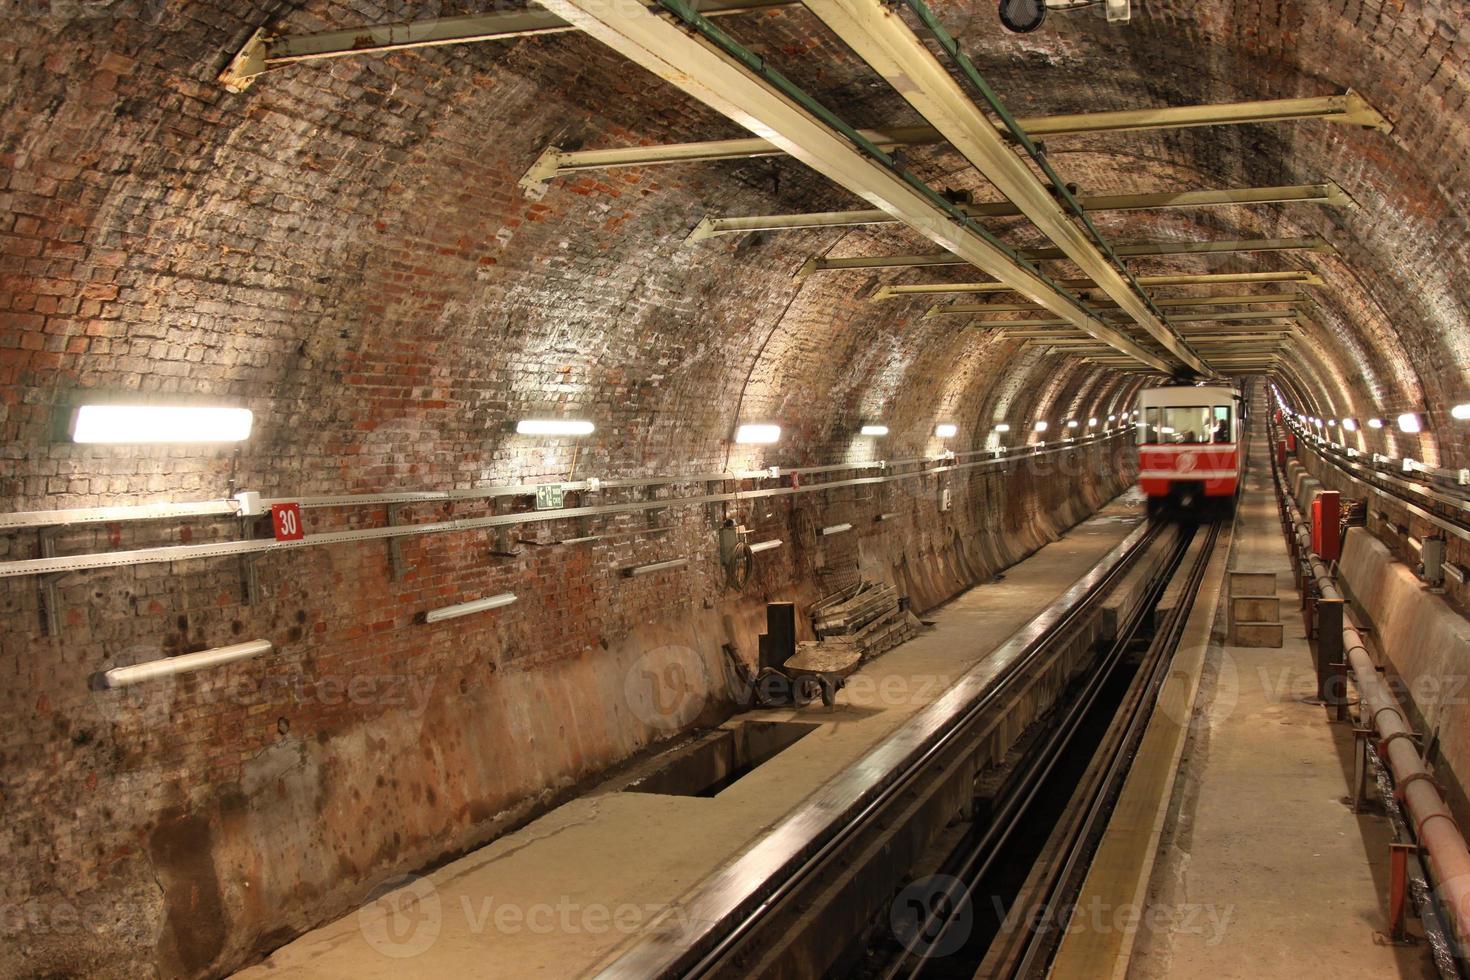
left=1211, top=405, right=1233, bottom=443
left=1139, top=407, right=1162, bottom=444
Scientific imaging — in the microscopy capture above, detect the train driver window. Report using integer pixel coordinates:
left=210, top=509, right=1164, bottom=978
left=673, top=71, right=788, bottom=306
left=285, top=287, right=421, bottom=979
left=1139, top=407, right=1162, bottom=444
left=1161, top=407, right=1211, bottom=444
left=1212, top=405, right=1233, bottom=443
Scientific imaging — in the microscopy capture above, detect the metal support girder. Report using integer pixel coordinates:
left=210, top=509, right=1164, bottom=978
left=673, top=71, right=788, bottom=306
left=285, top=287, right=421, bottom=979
left=219, top=0, right=799, bottom=91
left=930, top=291, right=1305, bottom=316
left=795, top=0, right=1206, bottom=374
left=952, top=308, right=1301, bottom=325
left=795, top=236, right=1335, bottom=277
left=693, top=182, right=1346, bottom=240
left=520, top=92, right=1388, bottom=188
left=1030, top=336, right=1290, bottom=350
left=533, top=0, right=1175, bottom=371
left=1085, top=353, right=1283, bottom=366
left=998, top=328, right=1297, bottom=343
left=872, top=269, right=1324, bottom=300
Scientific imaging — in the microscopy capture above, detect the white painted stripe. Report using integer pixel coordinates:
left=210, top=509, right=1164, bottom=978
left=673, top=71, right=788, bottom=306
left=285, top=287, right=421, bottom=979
left=1138, top=470, right=1240, bottom=480
left=1138, top=444, right=1237, bottom=452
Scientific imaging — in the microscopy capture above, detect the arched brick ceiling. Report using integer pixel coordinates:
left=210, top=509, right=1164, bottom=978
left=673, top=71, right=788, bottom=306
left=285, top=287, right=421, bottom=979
left=2, top=0, right=1465, bottom=506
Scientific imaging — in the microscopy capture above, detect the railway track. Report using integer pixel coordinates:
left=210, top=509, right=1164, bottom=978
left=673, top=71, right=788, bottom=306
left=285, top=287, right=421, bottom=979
left=595, top=509, right=1227, bottom=980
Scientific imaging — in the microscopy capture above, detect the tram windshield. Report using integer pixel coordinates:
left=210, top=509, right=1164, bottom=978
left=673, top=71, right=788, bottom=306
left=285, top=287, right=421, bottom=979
left=1138, top=404, right=1233, bottom=445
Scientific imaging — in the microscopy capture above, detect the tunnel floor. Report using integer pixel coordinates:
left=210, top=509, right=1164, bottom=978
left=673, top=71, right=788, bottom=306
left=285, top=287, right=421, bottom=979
left=233, top=493, right=1150, bottom=978
left=1118, top=422, right=1433, bottom=979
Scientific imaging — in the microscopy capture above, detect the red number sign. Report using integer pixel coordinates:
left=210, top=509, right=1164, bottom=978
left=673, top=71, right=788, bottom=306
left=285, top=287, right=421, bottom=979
left=271, top=502, right=304, bottom=541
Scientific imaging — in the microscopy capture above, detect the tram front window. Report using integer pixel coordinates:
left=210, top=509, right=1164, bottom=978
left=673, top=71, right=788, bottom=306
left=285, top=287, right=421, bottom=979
left=1138, top=406, right=1233, bottom=444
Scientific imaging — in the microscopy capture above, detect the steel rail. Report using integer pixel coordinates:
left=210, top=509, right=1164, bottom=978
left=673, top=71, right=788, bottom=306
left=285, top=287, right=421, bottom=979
left=1281, top=422, right=1470, bottom=542
left=886, top=522, right=1214, bottom=980
left=0, top=431, right=1130, bottom=579
left=1003, top=521, right=1219, bottom=980
left=0, top=428, right=1133, bottom=532
left=592, top=518, right=1164, bottom=978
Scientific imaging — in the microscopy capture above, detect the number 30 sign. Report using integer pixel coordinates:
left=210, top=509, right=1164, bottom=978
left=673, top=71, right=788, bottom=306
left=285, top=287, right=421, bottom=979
left=271, top=502, right=304, bottom=541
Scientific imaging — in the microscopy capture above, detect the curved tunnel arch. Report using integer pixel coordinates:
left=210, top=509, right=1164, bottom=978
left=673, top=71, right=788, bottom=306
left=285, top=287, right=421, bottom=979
left=5, top=4, right=1470, bottom=976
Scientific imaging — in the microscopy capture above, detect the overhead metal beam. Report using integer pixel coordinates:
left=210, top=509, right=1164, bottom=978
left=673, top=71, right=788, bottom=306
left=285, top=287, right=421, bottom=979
left=965, top=311, right=1298, bottom=332
left=532, top=0, right=1176, bottom=372
left=693, top=182, right=1347, bottom=240
left=795, top=236, right=1336, bottom=277
left=1000, top=328, right=1297, bottom=343
left=520, top=91, right=1389, bottom=188
left=219, top=0, right=799, bottom=91
left=797, top=0, right=1206, bottom=374
left=928, top=291, right=1306, bottom=317
left=1042, top=341, right=1287, bottom=355
left=872, top=269, right=1324, bottom=300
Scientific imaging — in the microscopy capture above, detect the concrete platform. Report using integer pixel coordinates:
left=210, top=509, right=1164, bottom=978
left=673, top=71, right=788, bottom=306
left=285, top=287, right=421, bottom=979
left=233, top=492, right=1149, bottom=979
left=1124, top=425, right=1434, bottom=978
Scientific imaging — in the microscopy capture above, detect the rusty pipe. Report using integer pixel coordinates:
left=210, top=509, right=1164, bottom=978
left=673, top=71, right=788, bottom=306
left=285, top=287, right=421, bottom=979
left=1343, top=626, right=1470, bottom=947
left=1274, top=435, right=1470, bottom=949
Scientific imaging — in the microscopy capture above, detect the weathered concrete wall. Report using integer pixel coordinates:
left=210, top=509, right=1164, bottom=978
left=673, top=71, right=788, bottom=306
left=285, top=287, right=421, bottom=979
left=1293, top=446, right=1470, bottom=616
left=1339, top=526, right=1470, bottom=835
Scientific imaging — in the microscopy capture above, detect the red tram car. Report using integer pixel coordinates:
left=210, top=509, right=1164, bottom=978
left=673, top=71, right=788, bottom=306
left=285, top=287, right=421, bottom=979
left=1136, top=384, right=1244, bottom=513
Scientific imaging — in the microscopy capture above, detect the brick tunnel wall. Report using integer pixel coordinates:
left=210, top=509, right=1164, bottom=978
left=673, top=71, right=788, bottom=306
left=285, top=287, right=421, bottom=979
left=1, top=437, right=1136, bottom=979
left=0, top=3, right=1152, bottom=977
left=2, top=0, right=1468, bottom=976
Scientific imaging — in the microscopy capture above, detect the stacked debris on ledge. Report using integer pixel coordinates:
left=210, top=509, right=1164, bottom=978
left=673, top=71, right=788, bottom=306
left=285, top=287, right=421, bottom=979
left=803, top=581, right=924, bottom=663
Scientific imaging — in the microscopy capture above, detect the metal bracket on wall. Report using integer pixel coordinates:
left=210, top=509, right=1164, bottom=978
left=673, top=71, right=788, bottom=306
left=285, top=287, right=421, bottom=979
left=387, top=504, right=412, bottom=581
left=490, top=497, right=522, bottom=557
left=644, top=484, right=668, bottom=530
left=37, top=528, right=62, bottom=636
left=235, top=514, right=269, bottom=604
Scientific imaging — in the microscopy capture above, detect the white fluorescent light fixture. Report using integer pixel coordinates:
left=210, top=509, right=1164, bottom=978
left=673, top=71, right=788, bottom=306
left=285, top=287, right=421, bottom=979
left=516, top=419, right=595, bottom=436
left=71, top=404, right=253, bottom=444
left=1108, top=415, right=1116, bottom=422
left=1034, top=421, right=1049, bottom=432
left=749, top=539, right=783, bottom=553
left=935, top=423, right=958, bottom=438
left=735, top=423, right=781, bottom=444
left=102, top=639, right=271, bottom=688
left=626, top=557, right=690, bottom=577
left=1367, top=417, right=1384, bottom=429
left=1342, top=418, right=1358, bottom=432
left=1066, top=420, right=1079, bottom=429
left=994, top=423, right=1011, bottom=433
left=820, top=522, right=853, bottom=536
left=1453, top=404, right=1470, bottom=420
left=860, top=424, right=889, bottom=436
left=1328, top=419, right=1338, bottom=427
left=1088, top=418, right=1098, bottom=427
left=425, top=592, right=518, bottom=623
left=1397, top=412, right=1424, bottom=434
